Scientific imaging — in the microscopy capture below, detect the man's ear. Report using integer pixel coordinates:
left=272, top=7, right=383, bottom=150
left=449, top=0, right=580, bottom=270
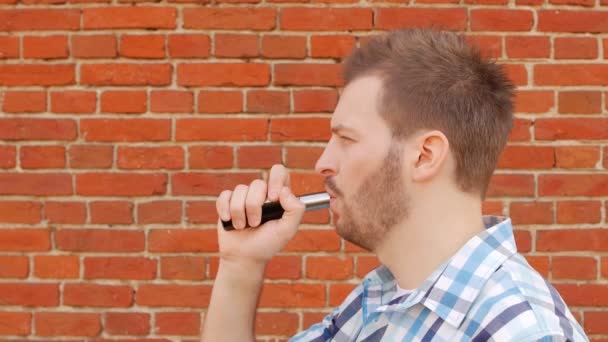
left=410, top=130, right=450, bottom=183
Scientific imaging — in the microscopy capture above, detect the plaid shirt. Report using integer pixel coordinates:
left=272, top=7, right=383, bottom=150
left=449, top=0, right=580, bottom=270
left=290, top=216, right=588, bottom=342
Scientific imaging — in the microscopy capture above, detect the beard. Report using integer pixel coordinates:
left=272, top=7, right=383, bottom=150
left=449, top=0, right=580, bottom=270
left=325, top=142, right=409, bottom=252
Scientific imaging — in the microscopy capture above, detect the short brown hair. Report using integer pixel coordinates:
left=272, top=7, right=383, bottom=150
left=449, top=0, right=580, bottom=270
left=343, top=28, right=514, bottom=198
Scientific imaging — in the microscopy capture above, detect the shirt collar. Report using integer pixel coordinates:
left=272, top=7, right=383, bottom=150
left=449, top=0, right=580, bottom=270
left=362, top=216, right=517, bottom=328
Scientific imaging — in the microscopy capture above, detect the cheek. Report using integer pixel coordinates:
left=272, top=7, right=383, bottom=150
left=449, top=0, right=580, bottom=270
left=339, top=148, right=381, bottom=193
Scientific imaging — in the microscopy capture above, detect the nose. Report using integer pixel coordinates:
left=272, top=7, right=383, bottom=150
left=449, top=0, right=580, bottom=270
left=315, top=139, right=337, bottom=177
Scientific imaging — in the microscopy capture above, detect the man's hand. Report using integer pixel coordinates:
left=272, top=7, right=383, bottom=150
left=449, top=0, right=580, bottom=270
left=215, top=164, right=306, bottom=265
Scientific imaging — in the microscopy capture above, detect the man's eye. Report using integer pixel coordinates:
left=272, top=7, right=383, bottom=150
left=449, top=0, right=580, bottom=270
left=340, top=136, right=354, bottom=142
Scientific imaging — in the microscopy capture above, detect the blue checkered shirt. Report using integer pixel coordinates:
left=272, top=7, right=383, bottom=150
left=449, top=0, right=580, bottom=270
left=290, top=216, right=587, bottom=341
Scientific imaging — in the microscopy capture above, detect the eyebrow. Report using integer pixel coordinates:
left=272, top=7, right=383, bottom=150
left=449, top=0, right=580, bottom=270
left=331, top=124, right=357, bottom=134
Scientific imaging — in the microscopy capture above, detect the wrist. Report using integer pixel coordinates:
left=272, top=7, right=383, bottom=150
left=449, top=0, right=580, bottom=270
left=218, top=257, right=267, bottom=280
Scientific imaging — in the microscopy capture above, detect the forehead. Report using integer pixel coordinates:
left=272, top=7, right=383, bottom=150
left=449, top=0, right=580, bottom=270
left=331, top=75, right=388, bottom=133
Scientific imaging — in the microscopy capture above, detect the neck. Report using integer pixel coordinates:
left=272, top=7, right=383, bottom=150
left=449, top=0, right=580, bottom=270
left=375, top=190, right=486, bottom=290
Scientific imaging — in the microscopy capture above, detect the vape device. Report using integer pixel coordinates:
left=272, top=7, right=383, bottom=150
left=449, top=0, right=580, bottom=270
left=222, top=192, right=330, bottom=231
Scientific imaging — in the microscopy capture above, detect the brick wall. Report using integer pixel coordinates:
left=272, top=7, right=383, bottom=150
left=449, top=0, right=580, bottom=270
left=0, top=1, right=607, bottom=340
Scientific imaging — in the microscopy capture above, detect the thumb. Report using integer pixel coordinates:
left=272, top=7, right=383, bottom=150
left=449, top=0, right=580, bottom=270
left=278, top=186, right=305, bottom=222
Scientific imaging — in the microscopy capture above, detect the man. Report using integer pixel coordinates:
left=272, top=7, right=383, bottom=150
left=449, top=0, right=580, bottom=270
left=203, top=28, right=587, bottom=341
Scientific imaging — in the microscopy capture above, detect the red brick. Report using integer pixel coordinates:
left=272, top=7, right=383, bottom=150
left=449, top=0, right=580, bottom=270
left=509, top=202, right=553, bottom=225
left=23, top=35, right=68, bottom=59
left=149, top=229, right=218, bottom=252
left=0, top=64, right=74, bottom=86
left=81, top=63, right=171, bottom=86
left=215, top=34, right=258, bottom=58
left=558, top=91, right=601, bottom=114
left=20, top=146, right=65, bottom=169
left=2, top=90, right=46, bottom=113
left=550, top=0, right=594, bottom=5
left=275, top=63, right=342, bottom=86
left=90, top=201, right=133, bottom=224
left=285, top=146, right=324, bottom=169
left=293, top=90, right=338, bottom=113
left=555, top=37, right=597, bottom=59
left=151, top=90, right=193, bottom=113
left=284, top=229, right=341, bottom=252
left=290, top=172, right=325, bottom=194
left=0, top=201, right=41, bottom=224
left=0, top=9, right=80, bottom=31
left=51, top=90, right=96, bottom=114
left=198, top=90, right=243, bottom=113
left=303, top=312, right=329, bottom=330
left=0, top=256, right=29, bottom=278
left=538, top=229, right=608, bottom=252
left=261, top=35, right=306, bottom=59
left=0, top=283, right=58, bottom=306
left=514, top=230, right=532, bottom=252
left=356, top=255, right=380, bottom=278
left=536, top=118, right=608, bottom=140
left=156, top=312, right=200, bottom=335
left=168, top=34, right=210, bottom=58
left=117, top=146, right=183, bottom=170
left=486, top=174, right=535, bottom=197
left=80, top=119, right=171, bottom=142
left=183, top=8, right=275, bottom=30
left=56, top=229, right=145, bottom=252
left=471, top=9, right=534, bottom=31
left=137, top=284, right=212, bottom=307
left=525, top=256, right=550, bottom=278
left=505, top=36, right=550, bottom=58
left=271, top=118, right=331, bottom=142
left=586, top=311, right=608, bottom=334
left=0, top=146, right=16, bottom=169
left=302, top=209, right=330, bottom=224
left=0, top=312, right=30, bottom=335
left=502, top=63, right=528, bottom=86
left=83, top=7, right=176, bottom=29
left=329, top=283, right=357, bottom=306
left=237, top=145, right=282, bottom=169
left=185, top=201, right=216, bottom=224
left=553, top=256, right=597, bottom=280
left=0, top=36, right=19, bottom=58
left=105, top=312, right=150, bottom=335
left=35, top=312, right=100, bottom=336
left=84, top=257, right=156, bottom=280
left=68, top=145, right=112, bottom=169
left=247, top=90, right=290, bottom=114
left=482, top=201, right=503, bottom=216
left=557, top=201, right=601, bottom=224
left=282, top=8, right=370, bottom=31
left=259, top=283, right=325, bottom=308
left=554, top=284, right=608, bottom=306
left=138, top=200, right=182, bottom=224
left=77, top=173, right=166, bottom=196
left=0, top=173, right=72, bottom=196
left=535, top=64, right=608, bottom=86
left=509, top=118, right=532, bottom=142
left=34, top=255, right=79, bottom=279
left=189, top=146, right=233, bottom=169
left=464, top=35, right=502, bottom=59
left=178, top=63, right=269, bottom=87
left=539, top=174, right=608, bottom=197
left=539, top=10, right=608, bottom=33
left=44, top=201, right=85, bottom=224
left=375, top=8, right=466, bottom=30
left=256, top=312, right=299, bottom=335
left=497, top=146, right=554, bottom=169
left=161, top=256, right=205, bottom=280
left=603, top=257, right=608, bottom=278
left=176, top=118, right=267, bottom=142
left=64, top=283, right=133, bottom=307
left=513, top=90, right=554, bottom=114
left=307, top=256, right=353, bottom=280
left=311, top=35, right=355, bottom=58
left=71, top=34, right=116, bottom=58
left=265, top=255, right=302, bottom=279
left=120, top=34, right=165, bottom=59
left=555, top=146, right=599, bottom=169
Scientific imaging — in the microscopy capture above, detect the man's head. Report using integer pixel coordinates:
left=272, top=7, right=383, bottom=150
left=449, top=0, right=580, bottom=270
left=315, top=28, right=514, bottom=251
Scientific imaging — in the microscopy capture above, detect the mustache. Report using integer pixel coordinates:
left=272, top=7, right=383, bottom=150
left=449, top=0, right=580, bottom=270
left=324, top=177, right=343, bottom=197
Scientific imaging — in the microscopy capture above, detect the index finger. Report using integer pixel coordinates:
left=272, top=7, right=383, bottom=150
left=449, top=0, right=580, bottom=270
left=267, top=164, right=290, bottom=201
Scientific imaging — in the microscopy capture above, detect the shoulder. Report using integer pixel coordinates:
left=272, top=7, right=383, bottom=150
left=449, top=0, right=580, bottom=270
left=462, top=253, right=587, bottom=341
